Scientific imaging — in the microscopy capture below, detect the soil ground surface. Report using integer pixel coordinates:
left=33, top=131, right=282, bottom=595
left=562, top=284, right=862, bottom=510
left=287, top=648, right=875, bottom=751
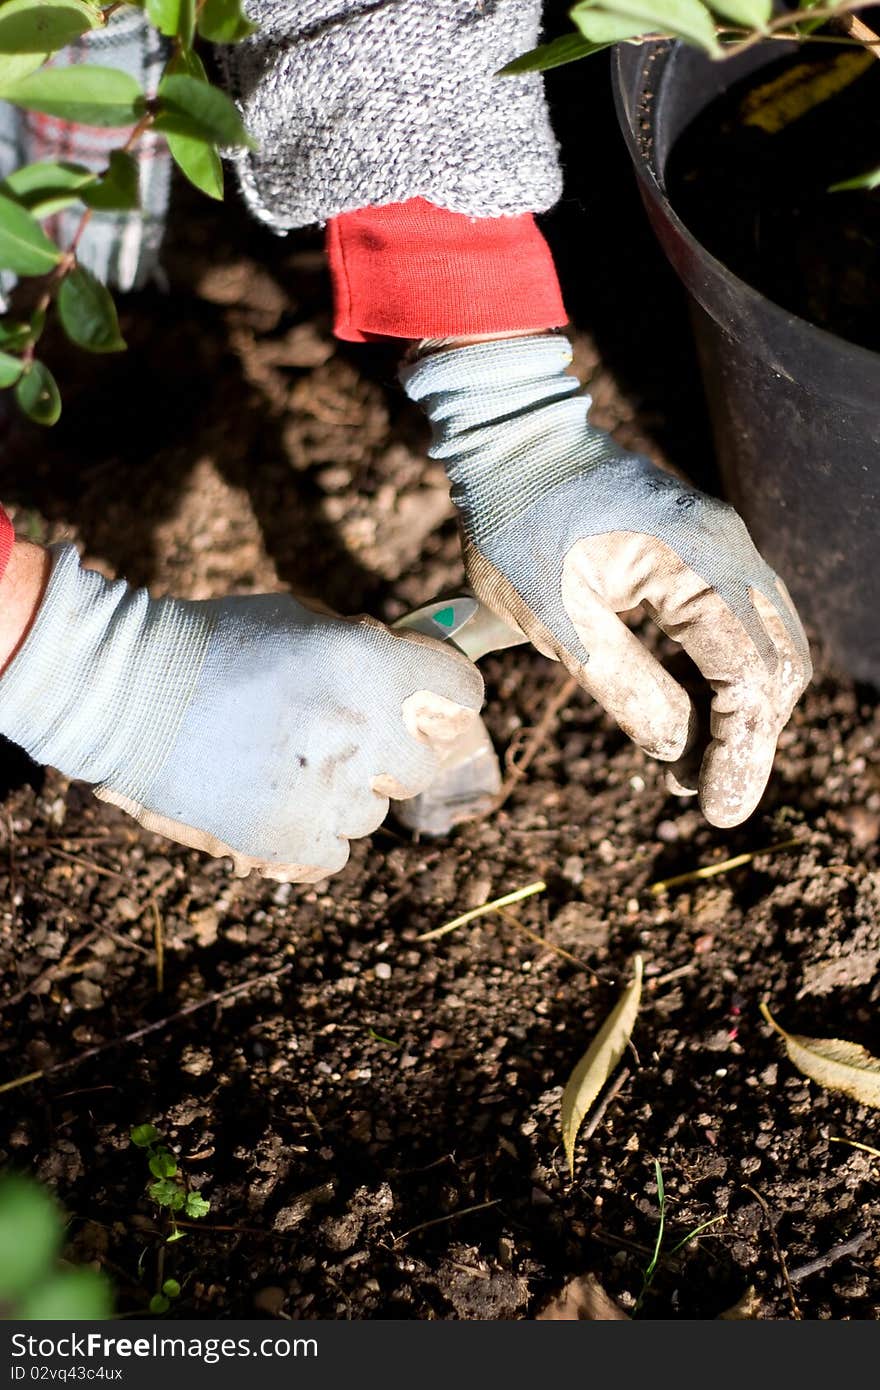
left=0, top=56, right=878, bottom=1322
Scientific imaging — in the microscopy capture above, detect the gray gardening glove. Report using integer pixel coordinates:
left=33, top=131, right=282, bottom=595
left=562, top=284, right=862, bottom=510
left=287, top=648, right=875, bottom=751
left=401, top=334, right=812, bottom=828
left=0, top=545, right=483, bottom=881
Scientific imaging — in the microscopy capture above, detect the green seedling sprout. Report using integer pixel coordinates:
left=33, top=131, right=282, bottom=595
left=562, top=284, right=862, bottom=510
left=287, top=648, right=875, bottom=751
left=635, top=1160, right=725, bottom=1313
left=130, top=1124, right=211, bottom=1243
left=150, top=1278, right=182, bottom=1316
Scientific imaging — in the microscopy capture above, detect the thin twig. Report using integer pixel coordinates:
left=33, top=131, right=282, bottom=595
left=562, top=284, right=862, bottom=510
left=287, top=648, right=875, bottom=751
left=391, top=1199, right=500, bottom=1247
left=743, top=1184, right=801, bottom=1319
left=1, top=929, right=101, bottom=1011
left=0, top=963, right=294, bottom=1095
left=789, top=1230, right=871, bottom=1283
left=497, top=905, right=612, bottom=979
left=828, top=1136, right=880, bottom=1160
left=500, top=906, right=597, bottom=973
left=579, top=1066, right=632, bottom=1145
left=716, top=0, right=877, bottom=59
left=648, top=838, right=801, bottom=895
left=488, top=673, right=579, bottom=817
left=151, top=899, right=165, bottom=994
left=650, top=962, right=697, bottom=989
left=48, top=848, right=124, bottom=881
left=829, top=10, right=880, bottom=59
left=10, top=883, right=150, bottom=956
left=613, top=1, right=880, bottom=59
left=416, top=879, right=546, bottom=942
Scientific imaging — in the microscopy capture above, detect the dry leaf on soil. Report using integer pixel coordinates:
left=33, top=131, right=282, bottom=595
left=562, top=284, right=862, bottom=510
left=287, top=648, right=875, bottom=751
left=761, top=1002, right=880, bottom=1109
left=561, top=955, right=643, bottom=1177
left=717, top=1285, right=762, bottom=1320
left=537, top=1274, right=630, bottom=1320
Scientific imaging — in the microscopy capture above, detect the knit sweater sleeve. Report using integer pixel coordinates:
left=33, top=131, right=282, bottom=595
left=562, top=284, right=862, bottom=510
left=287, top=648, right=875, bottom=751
left=219, top=1, right=562, bottom=231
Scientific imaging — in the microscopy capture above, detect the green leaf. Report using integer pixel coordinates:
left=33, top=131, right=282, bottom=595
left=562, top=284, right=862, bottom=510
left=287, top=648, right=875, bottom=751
left=0, top=349, right=23, bottom=386
left=1, top=160, right=97, bottom=217
left=165, top=1227, right=186, bottom=1243
left=167, top=132, right=223, bottom=199
left=791, top=0, right=827, bottom=35
left=184, top=1191, right=210, bottom=1219
left=164, top=42, right=224, bottom=195
left=161, top=1278, right=181, bottom=1298
left=58, top=266, right=126, bottom=354
left=0, top=1176, right=61, bottom=1298
left=0, top=193, right=61, bottom=273
left=572, top=0, right=721, bottom=52
left=500, top=33, right=611, bottom=74
left=81, top=150, right=140, bottom=211
left=166, top=45, right=208, bottom=81
left=0, top=318, right=32, bottom=351
left=0, top=52, right=51, bottom=87
left=0, top=65, right=144, bottom=126
left=708, top=0, right=770, bottom=26
left=0, top=0, right=102, bottom=55
left=149, top=1293, right=170, bottom=1314
left=178, top=0, right=196, bottom=42
left=16, top=360, right=61, bottom=425
left=145, top=0, right=194, bottom=42
left=197, top=0, right=258, bottom=44
left=130, top=1123, right=162, bottom=1148
left=148, top=1179, right=185, bottom=1210
left=571, top=6, right=663, bottom=43
left=154, top=73, right=256, bottom=149
left=146, top=1148, right=178, bottom=1179
left=19, top=1267, right=112, bottom=1320
left=829, top=164, right=880, bottom=193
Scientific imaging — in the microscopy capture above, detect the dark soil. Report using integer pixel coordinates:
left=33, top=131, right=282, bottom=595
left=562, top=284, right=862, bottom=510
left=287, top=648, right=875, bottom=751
left=666, top=42, right=880, bottom=354
left=0, top=57, right=878, bottom=1322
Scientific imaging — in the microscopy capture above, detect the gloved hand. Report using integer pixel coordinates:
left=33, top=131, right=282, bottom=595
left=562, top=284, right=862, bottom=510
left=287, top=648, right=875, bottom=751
left=0, top=545, right=483, bottom=881
left=401, top=334, right=811, bottom=829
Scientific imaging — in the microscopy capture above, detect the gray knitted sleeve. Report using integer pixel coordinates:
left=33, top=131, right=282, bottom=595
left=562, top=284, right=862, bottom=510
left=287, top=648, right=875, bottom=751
left=219, top=1, right=562, bottom=230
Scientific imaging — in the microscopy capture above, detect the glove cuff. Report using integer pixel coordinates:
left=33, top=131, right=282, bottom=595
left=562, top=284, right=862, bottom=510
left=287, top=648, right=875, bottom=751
left=327, top=200, right=567, bottom=343
left=0, top=544, right=213, bottom=793
left=400, top=335, right=629, bottom=543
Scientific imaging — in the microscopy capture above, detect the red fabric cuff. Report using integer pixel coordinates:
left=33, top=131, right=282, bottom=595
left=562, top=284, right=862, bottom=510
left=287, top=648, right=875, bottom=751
left=0, top=508, right=13, bottom=583
left=327, top=198, right=567, bottom=343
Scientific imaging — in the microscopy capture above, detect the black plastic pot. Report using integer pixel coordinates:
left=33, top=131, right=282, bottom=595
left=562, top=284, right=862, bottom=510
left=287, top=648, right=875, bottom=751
left=612, top=41, right=880, bottom=684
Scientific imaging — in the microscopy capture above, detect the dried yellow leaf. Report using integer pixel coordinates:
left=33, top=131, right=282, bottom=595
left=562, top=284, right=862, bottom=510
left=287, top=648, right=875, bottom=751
left=561, top=955, right=643, bottom=1178
left=718, top=1285, right=761, bottom=1320
left=538, top=1274, right=630, bottom=1321
left=760, top=1002, right=880, bottom=1110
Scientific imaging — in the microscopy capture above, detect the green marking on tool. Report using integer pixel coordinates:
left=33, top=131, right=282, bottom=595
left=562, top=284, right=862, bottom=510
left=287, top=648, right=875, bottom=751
left=433, top=606, right=456, bottom=629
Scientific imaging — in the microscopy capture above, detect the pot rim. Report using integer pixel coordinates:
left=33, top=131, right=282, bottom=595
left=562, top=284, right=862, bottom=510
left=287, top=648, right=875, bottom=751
left=611, top=40, right=880, bottom=403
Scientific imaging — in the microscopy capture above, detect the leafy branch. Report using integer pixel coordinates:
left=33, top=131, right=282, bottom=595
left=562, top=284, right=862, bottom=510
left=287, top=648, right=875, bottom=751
left=0, top=0, right=257, bottom=425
